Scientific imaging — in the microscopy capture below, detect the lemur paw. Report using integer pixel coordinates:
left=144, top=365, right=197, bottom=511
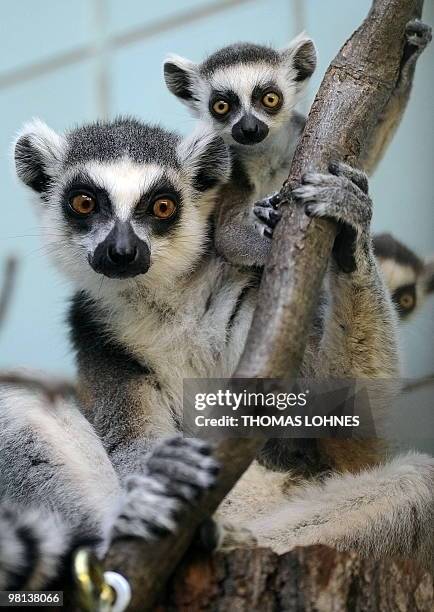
left=405, top=19, right=432, bottom=53
left=253, top=192, right=283, bottom=238
left=112, top=437, right=219, bottom=541
left=293, top=161, right=372, bottom=273
left=392, top=20, right=431, bottom=96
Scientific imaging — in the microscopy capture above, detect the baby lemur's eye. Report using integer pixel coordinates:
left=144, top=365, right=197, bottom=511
left=262, top=92, right=281, bottom=109
left=152, top=197, right=177, bottom=219
left=212, top=100, right=230, bottom=115
left=69, top=194, right=96, bottom=216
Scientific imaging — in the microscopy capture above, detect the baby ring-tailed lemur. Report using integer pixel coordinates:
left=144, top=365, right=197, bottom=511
left=163, top=30, right=433, bottom=481
left=13, top=117, right=434, bottom=571
left=164, top=34, right=315, bottom=267
left=0, top=383, right=219, bottom=589
left=163, top=22, right=432, bottom=268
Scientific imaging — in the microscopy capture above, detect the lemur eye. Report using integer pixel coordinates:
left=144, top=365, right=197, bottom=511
left=399, top=292, right=415, bottom=310
left=152, top=197, right=177, bottom=219
left=262, top=92, right=281, bottom=109
left=70, top=194, right=96, bottom=215
left=212, top=100, right=230, bottom=115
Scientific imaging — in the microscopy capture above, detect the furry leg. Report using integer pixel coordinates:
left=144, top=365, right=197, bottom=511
left=248, top=452, right=434, bottom=570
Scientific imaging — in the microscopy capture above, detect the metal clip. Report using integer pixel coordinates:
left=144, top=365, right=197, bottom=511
left=73, top=548, right=115, bottom=612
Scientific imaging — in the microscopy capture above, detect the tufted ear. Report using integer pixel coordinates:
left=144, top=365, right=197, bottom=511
left=423, top=258, right=434, bottom=296
left=163, top=54, right=201, bottom=108
left=280, top=33, right=317, bottom=86
left=14, top=119, right=65, bottom=193
left=178, top=128, right=231, bottom=193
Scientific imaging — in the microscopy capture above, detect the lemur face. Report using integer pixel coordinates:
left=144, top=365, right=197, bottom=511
left=164, top=36, right=316, bottom=149
left=373, top=233, right=434, bottom=319
left=14, top=118, right=230, bottom=289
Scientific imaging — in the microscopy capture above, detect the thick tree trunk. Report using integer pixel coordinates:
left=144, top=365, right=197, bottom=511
left=158, top=546, right=433, bottom=612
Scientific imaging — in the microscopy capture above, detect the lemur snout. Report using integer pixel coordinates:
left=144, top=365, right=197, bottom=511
left=231, top=114, right=269, bottom=145
left=108, top=243, right=137, bottom=265
left=91, top=221, right=150, bottom=279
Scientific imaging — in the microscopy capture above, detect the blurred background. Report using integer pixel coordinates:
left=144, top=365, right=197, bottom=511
left=0, top=0, right=433, bottom=381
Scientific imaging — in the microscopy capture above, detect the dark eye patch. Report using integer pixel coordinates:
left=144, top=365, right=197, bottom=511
left=392, top=283, right=417, bottom=318
left=62, top=172, right=113, bottom=233
left=252, top=82, right=283, bottom=113
left=134, top=176, right=182, bottom=237
left=209, top=90, right=240, bottom=122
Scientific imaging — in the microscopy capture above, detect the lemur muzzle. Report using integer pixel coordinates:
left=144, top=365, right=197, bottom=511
left=90, top=221, right=151, bottom=278
left=231, top=114, right=269, bottom=145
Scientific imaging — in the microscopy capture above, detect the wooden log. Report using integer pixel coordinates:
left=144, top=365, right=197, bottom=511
left=158, top=546, right=433, bottom=612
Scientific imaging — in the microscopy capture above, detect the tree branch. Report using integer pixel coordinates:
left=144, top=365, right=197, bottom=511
left=0, top=371, right=76, bottom=401
left=102, top=1, right=428, bottom=609
left=237, top=0, right=425, bottom=378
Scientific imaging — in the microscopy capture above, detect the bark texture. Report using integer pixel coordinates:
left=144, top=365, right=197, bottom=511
left=158, top=546, right=434, bottom=612
left=236, top=0, right=424, bottom=378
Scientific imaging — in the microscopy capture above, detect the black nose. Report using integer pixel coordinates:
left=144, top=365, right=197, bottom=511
left=107, top=244, right=137, bottom=265
left=90, top=221, right=150, bottom=279
left=232, top=114, right=269, bottom=145
left=242, top=120, right=259, bottom=136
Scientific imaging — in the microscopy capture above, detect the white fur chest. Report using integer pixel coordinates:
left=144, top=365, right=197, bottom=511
left=237, top=121, right=299, bottom=201
left=103, top=257, right=256, bottom=418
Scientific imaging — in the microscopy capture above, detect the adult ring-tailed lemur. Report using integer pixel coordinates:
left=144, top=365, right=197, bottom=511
left=12, top=113, right=434, bottom=572
left=373, top=233, right=434, bottom=320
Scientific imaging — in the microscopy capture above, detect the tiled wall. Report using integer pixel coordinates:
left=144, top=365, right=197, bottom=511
left=0, top=0, right=432, bottom=377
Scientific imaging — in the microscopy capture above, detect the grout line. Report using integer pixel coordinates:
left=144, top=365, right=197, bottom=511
left=92, top=0, right=111, bottom=118
left=292, top=0, right=310, bottom=115
left=292, top=0, right=306, bottom=38
left=0, top=0, right=255, bottom=91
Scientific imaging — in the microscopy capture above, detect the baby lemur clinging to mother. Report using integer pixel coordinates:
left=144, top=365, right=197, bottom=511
left=164, top=34, right=315, bottom=267
left=163, top=21, right=432, bottom=268
left=13, top=116, right=433, bottom=569
left=163, top=25, right=433, bottom=479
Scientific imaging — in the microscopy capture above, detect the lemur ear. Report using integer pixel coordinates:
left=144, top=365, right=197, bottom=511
left=163, top=54, right=200, bottom=104
left=280, top=33, right=317, bottom=84
left=179, top=129, right=231, bottom=192
left=423, top=259, right=434, bottom=296
left=14, top=119, right=65, bottom=193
